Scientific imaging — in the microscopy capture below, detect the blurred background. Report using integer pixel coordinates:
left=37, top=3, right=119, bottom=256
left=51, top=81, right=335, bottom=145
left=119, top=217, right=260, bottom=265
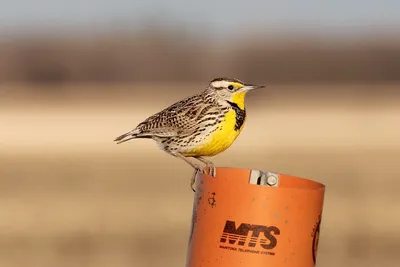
left=0, top=0, right=399, bottom=266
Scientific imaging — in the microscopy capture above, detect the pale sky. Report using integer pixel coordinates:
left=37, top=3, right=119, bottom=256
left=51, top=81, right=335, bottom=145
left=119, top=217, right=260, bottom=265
left=1, top=0, right=399, bottom=35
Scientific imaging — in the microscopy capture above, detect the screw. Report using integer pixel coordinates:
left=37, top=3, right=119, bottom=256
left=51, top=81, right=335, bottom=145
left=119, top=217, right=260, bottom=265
left=267, top=175, right=277, bottom=186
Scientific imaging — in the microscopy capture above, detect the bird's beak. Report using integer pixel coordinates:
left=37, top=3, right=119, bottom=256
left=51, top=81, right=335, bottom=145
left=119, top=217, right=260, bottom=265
left=242, top=84, right=266, bottom=91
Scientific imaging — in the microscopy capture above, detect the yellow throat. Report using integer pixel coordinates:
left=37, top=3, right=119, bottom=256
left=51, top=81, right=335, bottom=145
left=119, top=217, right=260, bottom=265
left=230, top=91, right=247, bottom=110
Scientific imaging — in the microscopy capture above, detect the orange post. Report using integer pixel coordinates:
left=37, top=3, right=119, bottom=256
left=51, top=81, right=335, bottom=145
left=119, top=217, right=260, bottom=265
left=185, top=167, right=325, bottom=267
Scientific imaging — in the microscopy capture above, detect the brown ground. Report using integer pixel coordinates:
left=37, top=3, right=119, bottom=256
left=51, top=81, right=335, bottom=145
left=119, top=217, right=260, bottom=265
left=0, top=83, right=399, bottom=267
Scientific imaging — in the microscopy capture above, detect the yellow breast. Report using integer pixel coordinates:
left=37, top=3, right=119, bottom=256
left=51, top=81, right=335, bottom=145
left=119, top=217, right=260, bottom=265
left=183, top=109, right=245, bottom=157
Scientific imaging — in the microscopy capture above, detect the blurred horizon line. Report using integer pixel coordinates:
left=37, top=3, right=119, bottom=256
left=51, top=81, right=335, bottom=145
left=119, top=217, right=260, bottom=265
left=1, top=20, right=400, bottom=41
left=1, top=22, right=399, bottom=85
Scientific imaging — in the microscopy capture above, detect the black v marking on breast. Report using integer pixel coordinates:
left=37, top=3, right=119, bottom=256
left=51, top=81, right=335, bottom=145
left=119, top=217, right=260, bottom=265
left=226, top=101, right=246, bottom=131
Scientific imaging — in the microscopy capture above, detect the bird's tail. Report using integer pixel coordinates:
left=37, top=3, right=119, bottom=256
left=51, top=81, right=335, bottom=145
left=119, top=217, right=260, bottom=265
left=114, top=129, right=140, bottom=144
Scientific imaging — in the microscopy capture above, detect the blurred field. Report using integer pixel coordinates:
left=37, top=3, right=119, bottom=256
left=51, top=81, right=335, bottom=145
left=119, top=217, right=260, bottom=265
left=1, top=83, right=400, bottom=267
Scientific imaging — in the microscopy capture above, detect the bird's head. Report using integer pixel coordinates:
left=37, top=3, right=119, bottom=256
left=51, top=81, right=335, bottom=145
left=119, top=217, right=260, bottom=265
left=208, top=77, right=265, bottom=109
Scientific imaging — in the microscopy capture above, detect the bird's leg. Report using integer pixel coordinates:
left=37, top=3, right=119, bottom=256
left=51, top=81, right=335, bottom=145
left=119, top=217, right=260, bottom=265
left=195, top=156, right=217, bottom=178
left=174, top=152, right=205, bottom=192
left=190, top=169, right=202, bottom=193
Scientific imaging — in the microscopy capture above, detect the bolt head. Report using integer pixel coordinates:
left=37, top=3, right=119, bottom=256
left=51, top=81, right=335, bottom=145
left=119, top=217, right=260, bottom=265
left=267, top=175, right=277, bottom=186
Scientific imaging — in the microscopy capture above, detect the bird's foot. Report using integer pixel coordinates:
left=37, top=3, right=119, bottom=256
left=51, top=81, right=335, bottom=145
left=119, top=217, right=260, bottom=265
left=195, top=157, right=217, bottom=178
left=203, top=162, right=216, bottom=178
left=208, top=165, right=217, bottom=178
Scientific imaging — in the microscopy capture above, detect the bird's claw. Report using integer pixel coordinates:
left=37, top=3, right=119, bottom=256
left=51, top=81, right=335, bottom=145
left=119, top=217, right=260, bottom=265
left=210, top=165, right=217, bottom=177
left=205, top=165, right=217, bottom=178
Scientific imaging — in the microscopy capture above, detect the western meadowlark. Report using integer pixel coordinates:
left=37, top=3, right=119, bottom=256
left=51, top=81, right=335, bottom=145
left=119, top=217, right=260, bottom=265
left=114, top=77, right=265, bottom=191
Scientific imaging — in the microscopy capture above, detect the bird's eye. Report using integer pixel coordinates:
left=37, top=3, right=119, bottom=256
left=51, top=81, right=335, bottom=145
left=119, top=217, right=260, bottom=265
left=228, top=85, right=234, bottom=90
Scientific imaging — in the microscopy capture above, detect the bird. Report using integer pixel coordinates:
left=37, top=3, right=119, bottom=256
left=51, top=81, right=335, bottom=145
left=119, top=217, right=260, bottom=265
left=114, top=77, right=265, bottom=191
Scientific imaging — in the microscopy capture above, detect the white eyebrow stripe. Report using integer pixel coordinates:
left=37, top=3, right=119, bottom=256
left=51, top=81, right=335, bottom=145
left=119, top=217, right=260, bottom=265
left=211, top=81, right=230, bottom=88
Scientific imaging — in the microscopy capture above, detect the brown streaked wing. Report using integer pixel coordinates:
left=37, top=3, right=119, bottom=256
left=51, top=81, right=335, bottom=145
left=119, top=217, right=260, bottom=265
left=134, top=93, right=205, bottom=137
